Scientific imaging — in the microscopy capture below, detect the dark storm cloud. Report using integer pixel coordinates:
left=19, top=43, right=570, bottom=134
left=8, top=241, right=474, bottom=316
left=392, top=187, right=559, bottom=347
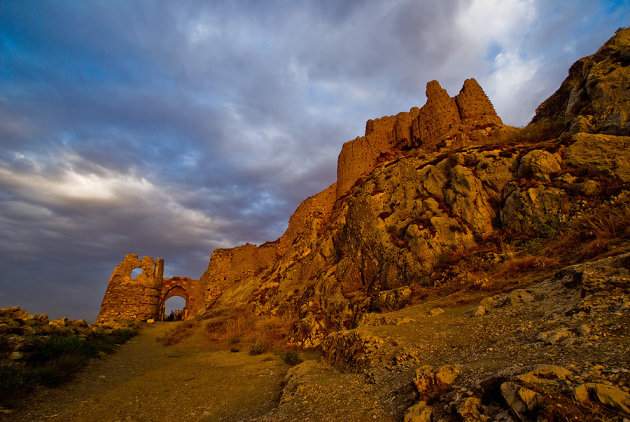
left=0, top=0, right=628, bottom=320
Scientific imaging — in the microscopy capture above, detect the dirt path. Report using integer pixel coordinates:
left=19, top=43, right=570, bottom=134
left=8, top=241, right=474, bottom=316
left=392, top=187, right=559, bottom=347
left=7, top=323, right=289, bottom=422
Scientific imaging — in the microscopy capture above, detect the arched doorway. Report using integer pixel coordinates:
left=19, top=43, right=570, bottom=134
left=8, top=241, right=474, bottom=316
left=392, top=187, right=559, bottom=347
left=164, top=296, right=186, bottom=321
left=160, top=285, right=189, bottom=321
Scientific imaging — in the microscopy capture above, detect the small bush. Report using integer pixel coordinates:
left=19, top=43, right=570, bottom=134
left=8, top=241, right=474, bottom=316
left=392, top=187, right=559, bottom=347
left=280, top=350, right=301, bottom=366
left=249, top=342, right=264, bottom=355
left=28, top=335, right=87, bottom=363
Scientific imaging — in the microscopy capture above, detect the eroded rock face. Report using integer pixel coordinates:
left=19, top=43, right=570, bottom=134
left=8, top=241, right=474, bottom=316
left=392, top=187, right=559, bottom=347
left=532, top=28, right=630, bottom=135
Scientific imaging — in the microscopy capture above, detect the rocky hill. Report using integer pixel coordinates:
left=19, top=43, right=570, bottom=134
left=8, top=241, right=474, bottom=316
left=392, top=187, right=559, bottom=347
left=90, top=28, right=630, bottom=421
left=199, top=28, right=630, bottom=421
left=196, top=28, right=628, bottom=342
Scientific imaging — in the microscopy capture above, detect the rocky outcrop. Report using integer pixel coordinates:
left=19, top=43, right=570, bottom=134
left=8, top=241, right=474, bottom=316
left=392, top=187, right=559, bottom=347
left=532, top=28, right=630, bottom=135
left=0, top=306, right=134, bottom=362
left=192, top=29, right=630, bottom=347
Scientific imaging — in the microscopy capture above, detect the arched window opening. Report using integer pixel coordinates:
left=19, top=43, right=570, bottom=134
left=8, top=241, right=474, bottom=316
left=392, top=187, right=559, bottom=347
left=164, top=296, right=186, bottom=321
left=130, top=267, right=142, bottom=279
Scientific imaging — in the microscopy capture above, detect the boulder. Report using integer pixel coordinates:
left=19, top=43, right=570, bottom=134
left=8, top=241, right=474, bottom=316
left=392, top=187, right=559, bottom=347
left=404, top=401, right=433, bottom=422
left=457, top=397, right=486, bottom=421
left=517, top=150, right=562, bottom=182
left=516, top=365, right=572, bottom=384
left=500, top=382, right=541, bottom=420
left=501, top=185, right=568, bottom=235
left=413, top=364, right=460, bottom=402
left=564, top=132, right=630, bottom=183
left=537, top=327, right=572, bottom=345
left=574, top=383, right=630, bottom=413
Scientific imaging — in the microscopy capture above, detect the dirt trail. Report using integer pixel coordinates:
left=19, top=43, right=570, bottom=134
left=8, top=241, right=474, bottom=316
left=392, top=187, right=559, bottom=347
left=7, top=323, right=289, bottom=422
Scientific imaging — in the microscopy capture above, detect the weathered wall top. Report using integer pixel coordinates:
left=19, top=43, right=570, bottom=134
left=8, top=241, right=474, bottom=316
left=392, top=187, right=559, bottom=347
left=336, top=78, right=504, bottom=197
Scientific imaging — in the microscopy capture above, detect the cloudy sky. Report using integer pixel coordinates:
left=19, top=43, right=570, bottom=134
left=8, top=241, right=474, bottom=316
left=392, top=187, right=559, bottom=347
left=1, top=0, right=628, bottom=321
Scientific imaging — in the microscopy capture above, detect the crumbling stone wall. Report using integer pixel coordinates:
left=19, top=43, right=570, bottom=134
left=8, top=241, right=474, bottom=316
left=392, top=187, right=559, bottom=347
left=336, top=78, right=504, bottom=197
left=417, top=80, right=462, bottom=147
left=96, top=254, right=164, bottom=323
left=201, top=243, right=278, bottom=308
left=277, top=183, right=337, bottom=255
left=456, top=78, right=503, bottom=127
left=97, top=255, right=205, bottom=322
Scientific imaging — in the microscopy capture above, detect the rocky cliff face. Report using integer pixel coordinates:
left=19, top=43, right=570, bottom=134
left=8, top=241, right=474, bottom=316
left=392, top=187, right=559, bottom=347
left=532, top=28, right=630, bottom=136
left=197, top=29, right=630, bottom=352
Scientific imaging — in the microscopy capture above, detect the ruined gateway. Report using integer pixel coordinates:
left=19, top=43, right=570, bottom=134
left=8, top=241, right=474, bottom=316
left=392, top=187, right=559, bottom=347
left=97, top=77, right=507, bottom=323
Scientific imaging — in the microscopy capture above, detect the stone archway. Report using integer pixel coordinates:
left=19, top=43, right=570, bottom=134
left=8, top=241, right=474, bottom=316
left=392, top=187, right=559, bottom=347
left=160, top=286, right=189, bottom=321
left=158, top=276, right=204, bottom=321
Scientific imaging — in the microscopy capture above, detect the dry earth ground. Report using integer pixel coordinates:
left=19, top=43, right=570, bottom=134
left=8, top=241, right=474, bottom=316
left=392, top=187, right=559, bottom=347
left=5, top=323, right=288, bottom=422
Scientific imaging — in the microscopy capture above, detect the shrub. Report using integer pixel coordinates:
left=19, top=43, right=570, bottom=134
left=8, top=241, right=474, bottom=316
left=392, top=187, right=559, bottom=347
left=28, top=335, right=87, bottom=363
left=280, top=350, right=301, bottom=366
left=249, top=342, right=264, bottom=355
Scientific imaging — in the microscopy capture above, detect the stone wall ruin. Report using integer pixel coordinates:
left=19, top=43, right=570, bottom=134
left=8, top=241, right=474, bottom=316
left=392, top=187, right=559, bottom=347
left=96, top=254, right=203, bottom=323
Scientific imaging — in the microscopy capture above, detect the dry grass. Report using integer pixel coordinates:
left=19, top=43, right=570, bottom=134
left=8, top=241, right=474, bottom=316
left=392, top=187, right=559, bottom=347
left=542, top=193, right=630, bottom=261
left=157, top=320, right=200, bottom=346
left=204, top=306, right=295, bottom=353
left=503, top=119, right=566, bottom=144
left=425, top=193, right=630, bottom=299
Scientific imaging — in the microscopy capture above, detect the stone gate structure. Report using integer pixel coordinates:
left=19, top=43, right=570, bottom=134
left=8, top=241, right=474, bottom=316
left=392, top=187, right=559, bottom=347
left=96, top=254, right=204, bottom=323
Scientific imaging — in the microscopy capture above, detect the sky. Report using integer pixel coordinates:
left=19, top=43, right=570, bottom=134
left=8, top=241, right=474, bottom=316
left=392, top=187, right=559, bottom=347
left=1, top=0, right=628, bottom=321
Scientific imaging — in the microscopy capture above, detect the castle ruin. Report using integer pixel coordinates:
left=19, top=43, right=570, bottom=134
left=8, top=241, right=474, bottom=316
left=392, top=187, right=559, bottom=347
left=96, top=78, right=505, bottom=323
